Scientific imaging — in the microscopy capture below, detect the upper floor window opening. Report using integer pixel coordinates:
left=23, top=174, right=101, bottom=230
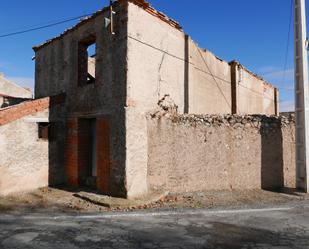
left=78, top=35, right=97, bottom=86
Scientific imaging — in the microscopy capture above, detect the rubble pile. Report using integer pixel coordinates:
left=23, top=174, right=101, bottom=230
left=155, top=113, right=295, bottom=130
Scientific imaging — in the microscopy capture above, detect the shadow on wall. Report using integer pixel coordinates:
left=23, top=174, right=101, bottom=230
left=47, top=97, right=128, bottom=198
left=48, top=101, right=66, bottom=188
left=0, top=97, right=32, bottom=108
left=260, top=117, right=284, bottom=190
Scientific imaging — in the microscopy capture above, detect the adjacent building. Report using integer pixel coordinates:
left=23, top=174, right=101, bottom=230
left=0, top=95, right=64, bottom=195
left=0, top=73, right=32, bottom=108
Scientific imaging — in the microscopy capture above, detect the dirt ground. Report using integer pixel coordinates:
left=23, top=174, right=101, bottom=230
left=0, top=187, right=307, bottom=214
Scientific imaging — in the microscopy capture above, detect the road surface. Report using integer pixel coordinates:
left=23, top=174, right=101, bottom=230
left=0, top=205, right=309, bottom=248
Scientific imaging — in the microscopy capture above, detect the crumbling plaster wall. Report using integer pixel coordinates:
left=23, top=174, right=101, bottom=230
left=34, top=2, right=129, bottom=196
left=126, top=2, right=276, bottom=117
left=125, top=1, right=278, bottom=198
left=147, top=114, right=295, bottom=193
left=35, top=4, right=128, bottom=113
left=127, top=2, right=232, bottom=115
left=0, top=110, right=49, bottom=196
left=237, top=68, right=277, bottom=115
left=33, top=1, right=279, bottom=198
left=126, top=2, right=189, bottom=198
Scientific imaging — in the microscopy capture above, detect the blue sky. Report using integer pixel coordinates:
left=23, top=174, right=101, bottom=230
left=0, top=0, right=299, bottom=111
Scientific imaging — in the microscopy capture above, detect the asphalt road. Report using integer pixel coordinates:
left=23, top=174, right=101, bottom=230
left=1, top=205, right=309, bottom=249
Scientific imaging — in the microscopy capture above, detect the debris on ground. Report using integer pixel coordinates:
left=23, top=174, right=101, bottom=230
left=0, top=187, right=308, bottom=214
left=74, top=191, right=168, bottom=209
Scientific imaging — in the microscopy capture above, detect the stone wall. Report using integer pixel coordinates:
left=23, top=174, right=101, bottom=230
left=147, top=113, right=295, bottom=193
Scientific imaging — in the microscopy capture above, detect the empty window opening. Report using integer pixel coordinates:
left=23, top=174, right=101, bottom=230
left=38, top=122, right=51, bottom=140
left=78, top=36, right=96, bottom=86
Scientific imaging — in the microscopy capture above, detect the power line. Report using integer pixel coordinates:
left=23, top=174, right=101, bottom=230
left=0, top=15, right=84, bottom=34
left=128, top=34, right=234, bottom=110
left=0, top=13, right=92, bottom=38
left=195, top=45, right=234, bottom=112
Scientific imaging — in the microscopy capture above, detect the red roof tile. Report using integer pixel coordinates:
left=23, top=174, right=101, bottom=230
left=0, top=94, right=65, bottom=126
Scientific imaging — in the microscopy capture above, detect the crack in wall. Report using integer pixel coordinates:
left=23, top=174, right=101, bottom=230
left=157, top=52, right=167, bottom=101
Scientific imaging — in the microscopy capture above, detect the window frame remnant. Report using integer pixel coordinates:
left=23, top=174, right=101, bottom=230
left=78, top=34, right=97, bottom=87
left=38, top=122, right=51, bottom=140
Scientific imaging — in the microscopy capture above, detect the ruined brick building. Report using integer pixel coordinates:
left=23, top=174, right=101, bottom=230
left=1, top=0, right=289, bottom=198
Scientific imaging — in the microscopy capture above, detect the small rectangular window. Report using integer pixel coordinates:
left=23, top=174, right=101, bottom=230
left=38, top=123, right=51, bottom=140
left=78, top=35, right=96, bottom=86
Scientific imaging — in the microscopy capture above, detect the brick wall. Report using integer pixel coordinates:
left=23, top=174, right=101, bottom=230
left=65, top=118, right=111, bottom=193
left=0, top=94, right=65, bottom=126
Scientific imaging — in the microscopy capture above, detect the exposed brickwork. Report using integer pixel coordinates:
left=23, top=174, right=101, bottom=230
left=65, top=118, right=79, bottom=187
left=96, top=118, right=110, bottom=194
left=0, top=94, right=65, bottom=126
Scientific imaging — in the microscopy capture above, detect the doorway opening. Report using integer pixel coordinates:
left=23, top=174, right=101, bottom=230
left=78, top=118, right=97, bottom=189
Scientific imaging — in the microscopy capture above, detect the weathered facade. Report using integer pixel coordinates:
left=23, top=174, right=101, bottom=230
left=0, top=95, right=64, bottom=195
left=31, top=0, right=281, bottom=198
left=148, top=113, right=295, bottom=193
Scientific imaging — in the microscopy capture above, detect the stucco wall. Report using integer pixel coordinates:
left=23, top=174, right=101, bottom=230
left=237, top=67, right=276, bottom=115
left=127, top=2, right=232, bottom=115
left=125, top=1, right=233, bottom=197
left=147, top=114, right=295, bottom=193
left=0, top=110, right=49, bottom=196
left=126, top=3, right=276, bottom=116
left=127, top=2, right=186, bottom=113
left=125, top=2, right=278, bottom=197
left=189, top=47, right=232, bottom=114
left=0, top=74, right=32, bottom=99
